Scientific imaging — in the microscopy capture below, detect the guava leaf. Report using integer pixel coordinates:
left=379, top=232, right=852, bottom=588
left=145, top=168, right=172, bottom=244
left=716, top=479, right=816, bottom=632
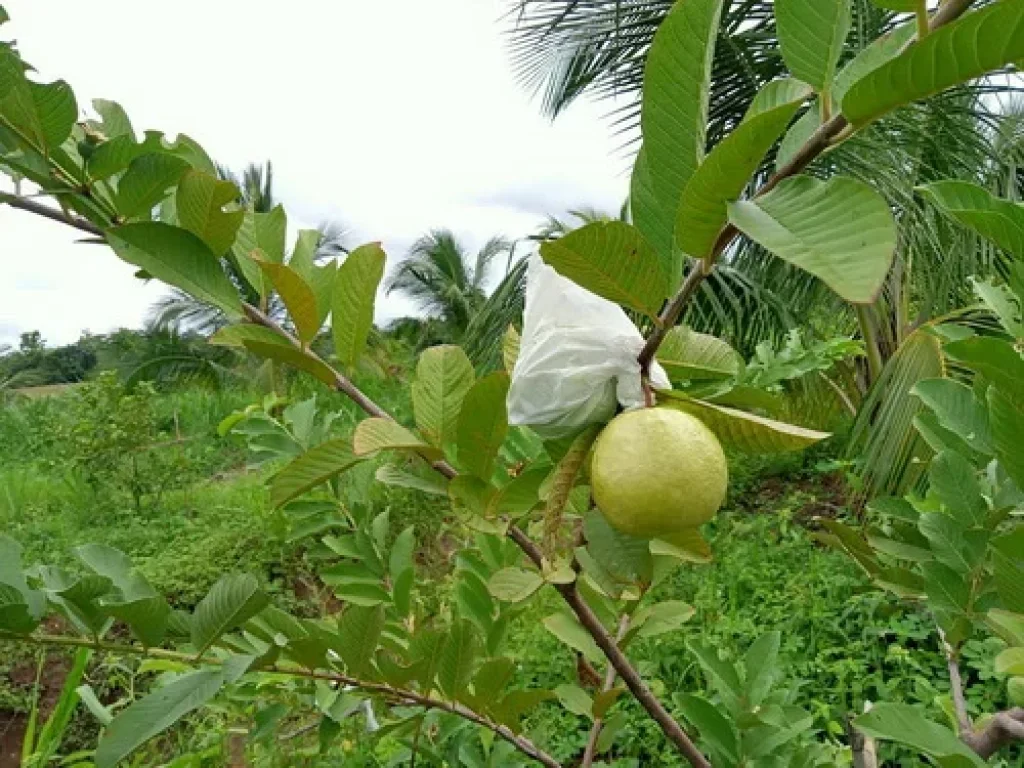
left=107, top=223, right=242, bottom=318
left=657, top=326, right=742, bottom=382
left=270, top=439, right=364, bottom=507
left=256, top=260, right=321, bottom=343
left=727, top=175, right=896, bottom=304
left=854, top=703, right=986, bottom=766
left=175, top=170, right=244, bottom=255
left=412, top=345, right=475, bottom=449
left=488, top=568, right=544, bottom=603
left=775, top=0, right=851, bottom=91
left=676, top=78, right=812, bottom=260
left=353, top=418, right=443, bottom=462
left=657, top=390, right=830, bottom=453
left=635, top=0, right=725, bottom=280
left=209, top=325, right=336, bottom=385
left=540, top=221, right=669, bottom=318
left=842, top=3, right=1024, bottom=127
left=457, top=372, right=510, bottom=480
left=333, top=243, right=386, bottom=370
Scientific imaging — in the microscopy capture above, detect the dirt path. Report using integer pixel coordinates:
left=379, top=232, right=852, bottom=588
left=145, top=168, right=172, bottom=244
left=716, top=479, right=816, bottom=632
left=0, top=713, right=27, bottom=768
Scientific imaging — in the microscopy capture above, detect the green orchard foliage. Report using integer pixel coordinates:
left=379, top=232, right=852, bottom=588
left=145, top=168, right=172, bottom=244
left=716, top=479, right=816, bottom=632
left=2, top=0, right=1024, bottom=766
left=820, top=244, right=1024, bottom=759
left=53, top=371, right=192, bottom=515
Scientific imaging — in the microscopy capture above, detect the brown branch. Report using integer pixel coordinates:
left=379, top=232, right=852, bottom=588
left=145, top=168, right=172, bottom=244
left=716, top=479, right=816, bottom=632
left=581, top=615, right=630, bottom=767
left=961, top=709, right=1024, bottom=760
left=2, top=195, right=105, bottom=237
left=2, top=632, right=562, bottom=768
left=509, top=528, right=711, bottom=768
left=636, top=0, right=977, bottom=371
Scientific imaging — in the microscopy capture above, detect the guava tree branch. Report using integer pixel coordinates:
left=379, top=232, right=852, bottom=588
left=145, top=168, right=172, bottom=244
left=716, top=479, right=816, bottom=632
left=961, top=709, right=1024, bottom=760
left=0, top=632, right=563, bottom=768
left=581, top=614, right=630, bottom=768
left=240, top=303, right=459, bottom=481
left=2, top=198, right=709, bottom=767
left=242, top=306, right=710, bottom=766
left=509, top=528, right=712, bottom=768
left=938, top=630, right=1024, bottom=760
left=637, top=0, right=976, bottom=372
left=3, top=194, right=105, bottom=237
left=948, top=658, right=972, bottom=735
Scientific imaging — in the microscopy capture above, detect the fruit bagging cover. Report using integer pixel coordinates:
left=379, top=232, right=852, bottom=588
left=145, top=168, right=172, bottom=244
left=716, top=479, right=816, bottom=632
left=506, top=255, right=670, bottom=439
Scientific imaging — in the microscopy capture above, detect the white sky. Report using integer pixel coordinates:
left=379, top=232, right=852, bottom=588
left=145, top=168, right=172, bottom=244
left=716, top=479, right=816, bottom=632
left=0, top=0, right=630, bottom=349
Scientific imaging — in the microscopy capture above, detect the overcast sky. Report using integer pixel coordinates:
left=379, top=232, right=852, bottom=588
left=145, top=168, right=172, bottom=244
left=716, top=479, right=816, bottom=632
left=0, top=0, right=631, bottom=349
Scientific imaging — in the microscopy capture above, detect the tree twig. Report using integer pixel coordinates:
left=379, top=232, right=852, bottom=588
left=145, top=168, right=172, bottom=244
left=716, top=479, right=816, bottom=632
left=3, top=195, right=105, bottom=237
left=940, top=630, right=973, bottom=736
left=581, top=614, right=630, bottom=767
left=0, top=632, right=562, bottom=768
left=509, top=528, right=711, bottom=768
left=961, top=709, right=1024, bottom=759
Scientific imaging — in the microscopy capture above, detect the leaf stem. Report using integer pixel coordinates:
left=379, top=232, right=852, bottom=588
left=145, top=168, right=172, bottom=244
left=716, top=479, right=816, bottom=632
left=939, top=628, right=972, bottom=736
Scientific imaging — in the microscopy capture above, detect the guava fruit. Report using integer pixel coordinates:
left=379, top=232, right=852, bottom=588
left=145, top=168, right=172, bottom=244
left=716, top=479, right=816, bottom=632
left=591, top=407, right=727, bottom=538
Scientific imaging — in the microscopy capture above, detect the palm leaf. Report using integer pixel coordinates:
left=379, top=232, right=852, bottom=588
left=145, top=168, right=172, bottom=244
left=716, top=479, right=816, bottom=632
left=847, top=326, right=945, bottom=500
left=463, top=258, right=530, bottom=371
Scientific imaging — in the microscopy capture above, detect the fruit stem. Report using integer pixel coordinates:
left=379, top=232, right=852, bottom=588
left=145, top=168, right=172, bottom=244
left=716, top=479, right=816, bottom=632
left=641, top=377, right=655, bottom=407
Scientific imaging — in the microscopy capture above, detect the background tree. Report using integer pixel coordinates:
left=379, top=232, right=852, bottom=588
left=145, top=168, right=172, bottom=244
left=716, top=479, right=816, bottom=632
left=385, top=229, right=513, bottom=342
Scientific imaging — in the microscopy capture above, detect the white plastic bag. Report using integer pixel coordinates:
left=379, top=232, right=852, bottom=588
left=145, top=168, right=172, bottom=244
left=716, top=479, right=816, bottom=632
left=507, top=255, right=670, bottom=438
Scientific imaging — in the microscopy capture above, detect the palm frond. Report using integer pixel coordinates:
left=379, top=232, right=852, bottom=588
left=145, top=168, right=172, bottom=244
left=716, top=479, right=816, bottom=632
left=846, top=326, right=945, bottom=501
left=148, top=288, right=229, bottom=336
left=463, top=257, right=530, bottom=371
left=506, top=0, right=893, bottom=144
left=472, top=236, right=515, bottom=289
left=531, top=206, right=620, bottom=241
left=386, top=229, right=502, bottom=335
left=316, top=220, right=351, bottom=260
left=124, top=355, right=240, bottom=391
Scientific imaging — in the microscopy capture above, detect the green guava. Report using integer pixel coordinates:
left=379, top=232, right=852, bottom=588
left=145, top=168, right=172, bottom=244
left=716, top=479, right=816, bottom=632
left=1010, top=677, right=1024, bottom=707
left=590, top=407, right=728, bottom=538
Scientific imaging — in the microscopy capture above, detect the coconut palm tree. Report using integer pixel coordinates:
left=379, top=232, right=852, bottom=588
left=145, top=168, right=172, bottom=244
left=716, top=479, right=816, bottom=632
left=386, top=229, right=513, bottom=340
